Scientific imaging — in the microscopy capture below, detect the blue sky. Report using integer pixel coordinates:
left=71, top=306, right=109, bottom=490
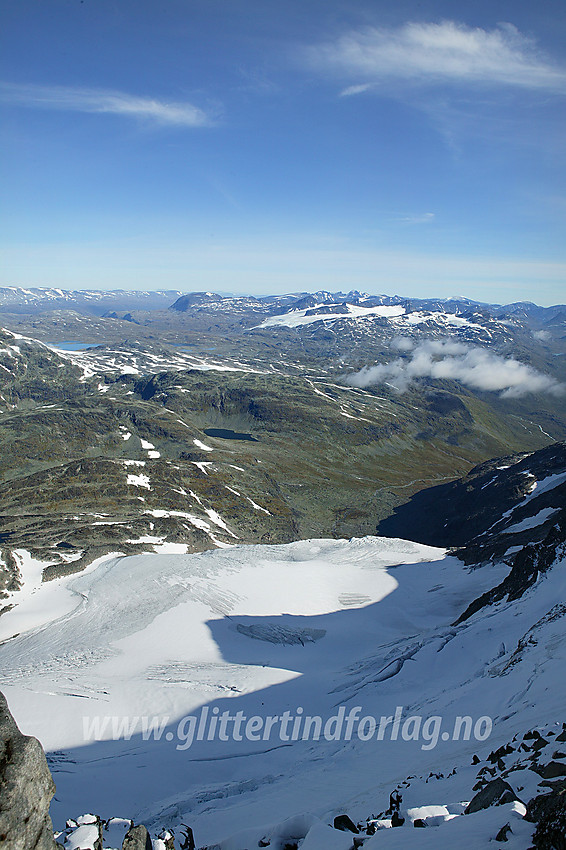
left=1, top=0, right=565, bottom=305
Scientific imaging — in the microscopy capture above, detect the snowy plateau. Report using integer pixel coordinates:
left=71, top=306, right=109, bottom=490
left=2, top=519, right=566, bottom=849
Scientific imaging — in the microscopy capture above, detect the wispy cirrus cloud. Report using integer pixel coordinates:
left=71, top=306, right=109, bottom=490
left=0, top=82, right=213, bottom=127
left=396, top=212, right=435, bottom=225
left=340, top=82, right=375, bottom=97
left=304, top=21, right=566, bottom=95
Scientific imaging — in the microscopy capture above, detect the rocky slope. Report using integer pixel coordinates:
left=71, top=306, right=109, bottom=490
left=0, top=691, right=57, bottom=850
left=378, top=441, right=565, bottom=544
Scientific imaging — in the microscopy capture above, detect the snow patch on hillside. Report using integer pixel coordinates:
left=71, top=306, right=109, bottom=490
left=255, top=304, right=405, bottom=328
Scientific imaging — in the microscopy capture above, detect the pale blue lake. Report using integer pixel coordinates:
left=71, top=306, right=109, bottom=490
left=48, top=341, right=99, bottom=351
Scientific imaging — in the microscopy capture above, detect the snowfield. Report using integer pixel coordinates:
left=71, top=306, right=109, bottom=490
left=1, top=534, right=565, bottom=848
left=254, top=304, right=406, bottom=328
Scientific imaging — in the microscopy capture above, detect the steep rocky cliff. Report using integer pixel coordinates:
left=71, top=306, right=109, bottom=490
left=0, top=691, right=57, bottom=850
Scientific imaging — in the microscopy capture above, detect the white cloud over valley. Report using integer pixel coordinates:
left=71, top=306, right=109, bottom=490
left=347, top=339, right=565, bottom=397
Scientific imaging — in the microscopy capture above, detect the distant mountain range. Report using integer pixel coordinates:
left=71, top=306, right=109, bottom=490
left=0, top=287, right=184, bottom=315
left=1, top=285, right=565, bottom=327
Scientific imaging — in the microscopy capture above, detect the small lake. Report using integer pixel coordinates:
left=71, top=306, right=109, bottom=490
left=48, top=341, right=100, bottom=351
left=204, top=428, right=258, bottom=442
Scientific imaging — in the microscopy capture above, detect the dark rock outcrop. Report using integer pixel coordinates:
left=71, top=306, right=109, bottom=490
left=465, top=778, right=519, bottom=814
left=527, top=784, right=566, bottom=850
left=495, top=822, right=512, bottom=842
left=333, top=814, right=359, bottom=833
left=122, top=824, right=153, bottom=850
left=0, top=690, right=57, bottom=849
left=534, top=761, right=566, bottom=780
